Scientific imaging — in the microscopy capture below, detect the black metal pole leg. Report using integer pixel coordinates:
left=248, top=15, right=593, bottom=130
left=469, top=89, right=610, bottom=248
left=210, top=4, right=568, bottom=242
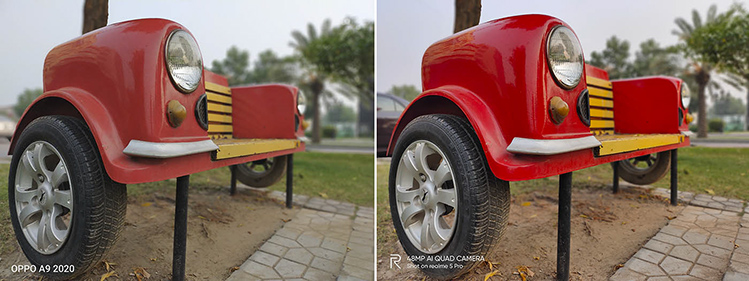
left=612, top=161, right=619, bottom=194
left=557, top=172, right=572, bottom=281
left=230, top=165, right=237, bottom=196
left=286, top=154, right=293, bottom=209
left=172, top=175, right=190, bottom=281
left=670, top=149, right=678, bottom=206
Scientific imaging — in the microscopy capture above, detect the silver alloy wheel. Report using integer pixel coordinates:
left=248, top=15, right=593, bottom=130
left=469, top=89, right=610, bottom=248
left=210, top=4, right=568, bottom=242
left=395, top=140, right=457, bottom=254
left=14, top=141, right=73, bottom=254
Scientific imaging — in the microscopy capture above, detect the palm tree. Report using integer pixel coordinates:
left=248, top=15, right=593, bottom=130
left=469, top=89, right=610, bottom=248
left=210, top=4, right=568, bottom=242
left=290, top=19, right=332, bottom=144
left=673, top=5, right=718, bottom=138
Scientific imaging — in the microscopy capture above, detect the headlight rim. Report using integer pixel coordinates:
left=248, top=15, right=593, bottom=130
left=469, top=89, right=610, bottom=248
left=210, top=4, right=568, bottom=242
left=297, top=89, right=307, bottom=114
left=165, top=29, right=203, bottom=94
left=546, top=25, right=584, bottom=90
left=680, top=82, right=691, bottom=109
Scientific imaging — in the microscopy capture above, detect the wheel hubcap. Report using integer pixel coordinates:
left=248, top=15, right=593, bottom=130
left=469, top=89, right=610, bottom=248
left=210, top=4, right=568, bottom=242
left=239, top=158, right=275, bottom=177
left=623, top=153, right=659, bottom=173
left=395, top=140, right=457, bottom=254
left=14, top=141, right=73, bottom=255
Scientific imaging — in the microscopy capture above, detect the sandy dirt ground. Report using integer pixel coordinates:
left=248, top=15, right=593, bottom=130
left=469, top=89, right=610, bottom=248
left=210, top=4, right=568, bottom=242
left=0, top=187, right=295, bottom=281
left=377, top=186, right=684, bottom=281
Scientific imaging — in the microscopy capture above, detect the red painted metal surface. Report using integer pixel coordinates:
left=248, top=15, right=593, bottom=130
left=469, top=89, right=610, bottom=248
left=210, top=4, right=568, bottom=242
left=585, top=64, right=610, bottom=81
left=388, top=14, right=691, bottom=182
left=10, top=18, right=304, bottom=184
left=232, top=84, right=298, bottom=139
left=613, top=77, right=685, bottom=134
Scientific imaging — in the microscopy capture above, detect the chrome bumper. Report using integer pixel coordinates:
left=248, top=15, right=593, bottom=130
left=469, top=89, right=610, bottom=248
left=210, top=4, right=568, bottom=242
left=506, top=136, right=602, bottom=155
left=123, top=139, right=219, bottom=158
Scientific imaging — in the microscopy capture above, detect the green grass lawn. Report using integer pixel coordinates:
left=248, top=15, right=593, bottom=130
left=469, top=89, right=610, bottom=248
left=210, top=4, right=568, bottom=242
left=0, top=151, right=372, bottom=255
left=376, top=146, right=749, bottom=255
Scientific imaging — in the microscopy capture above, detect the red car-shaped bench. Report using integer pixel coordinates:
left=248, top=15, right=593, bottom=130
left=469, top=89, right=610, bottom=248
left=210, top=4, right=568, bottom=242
left=386, top=14, right=692, bottom=280
left=8, top=19, right=306, bottom=280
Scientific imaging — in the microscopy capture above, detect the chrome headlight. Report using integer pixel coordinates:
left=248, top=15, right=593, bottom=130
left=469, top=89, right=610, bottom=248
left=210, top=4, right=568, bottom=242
left=681, top=83, right=691, bottom=108
left=165, top=30, right=202, bottom=93
left=297, top=90, right=307, bottom=113
left=547, top=26, right=584, bottom=89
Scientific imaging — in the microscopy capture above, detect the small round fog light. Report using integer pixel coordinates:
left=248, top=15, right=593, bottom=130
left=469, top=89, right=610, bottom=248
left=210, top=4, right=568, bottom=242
left=549, top=96, right=569, bottom=124
left=167, top=100, right=187, bottom=127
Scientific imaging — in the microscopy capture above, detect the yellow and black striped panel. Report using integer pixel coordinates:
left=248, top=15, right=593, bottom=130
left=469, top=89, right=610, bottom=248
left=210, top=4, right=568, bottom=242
left=205, top=82, right=233, bottom=139
left=587, top=75, right=614, bottom=135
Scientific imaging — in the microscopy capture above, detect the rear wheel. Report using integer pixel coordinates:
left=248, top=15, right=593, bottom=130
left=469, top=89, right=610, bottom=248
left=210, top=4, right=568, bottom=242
left=9, top=116, right=126, bottom=280
left=613, top=151, right=671, bottom=185
left=234, top=156, right=287, bottom=188
left=389, top=114, right=510, bottom=279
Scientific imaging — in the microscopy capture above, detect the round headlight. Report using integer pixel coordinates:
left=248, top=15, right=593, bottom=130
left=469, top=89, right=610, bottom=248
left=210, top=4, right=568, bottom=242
left=681, top=83, right=691, bottom=108
left=547, top=26, right=584, bottom=89
left=297, top=90, right=307, bottom=113
left=165, top=30, right=202, bottom=93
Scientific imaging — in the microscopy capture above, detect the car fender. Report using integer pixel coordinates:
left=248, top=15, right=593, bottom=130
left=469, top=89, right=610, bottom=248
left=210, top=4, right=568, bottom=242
left=387, top=85, right=508, bottom=177
left=10, top=87, right=126, bottom=181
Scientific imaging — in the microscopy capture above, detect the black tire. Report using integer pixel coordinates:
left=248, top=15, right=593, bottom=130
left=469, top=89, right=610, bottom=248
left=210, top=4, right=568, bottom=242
left=234, top=155, right=288, bottom=188
left=8, top=116, right=126, bottom=280
left=389, top=114, right=510, bottom=280
left=612, top=151, right=671, bottom=185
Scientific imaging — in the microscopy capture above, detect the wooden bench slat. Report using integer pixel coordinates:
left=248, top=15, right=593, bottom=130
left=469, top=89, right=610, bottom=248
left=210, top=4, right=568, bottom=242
left=589, top=97, right=613, bottom=108
left=588, top=87, right=613, bottom=99
left=590, top=108, right=614, bottom=118
left=207, top=102, right=232, bottom=114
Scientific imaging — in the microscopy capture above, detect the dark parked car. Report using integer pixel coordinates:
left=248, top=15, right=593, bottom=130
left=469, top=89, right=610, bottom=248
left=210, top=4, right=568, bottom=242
left=377, top=92, right=408, bottom=157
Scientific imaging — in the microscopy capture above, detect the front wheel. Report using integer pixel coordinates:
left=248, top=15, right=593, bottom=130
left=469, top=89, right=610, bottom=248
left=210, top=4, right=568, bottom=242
left=389, top=115, right=510, bottom=279
left=612, top=151, right=671, bottom=185
left=9, top=116, right=126, bottom=280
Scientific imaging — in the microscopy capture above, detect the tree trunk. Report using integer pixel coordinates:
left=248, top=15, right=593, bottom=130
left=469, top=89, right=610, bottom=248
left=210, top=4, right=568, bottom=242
left=82, top=0, right=108, bottom=34
left=311, top=90, right=322, bottom=144
left=454, top=0, right=481, bottom=33
left=696, top=70, right=710, bottom=138
left=745, top=77, right=749, bottom=131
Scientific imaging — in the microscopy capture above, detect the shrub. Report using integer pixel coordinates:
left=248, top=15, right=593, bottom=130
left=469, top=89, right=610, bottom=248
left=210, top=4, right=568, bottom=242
left=708, top=118, right=724, bottom=132
left=322, top=125, right=337, bottom=139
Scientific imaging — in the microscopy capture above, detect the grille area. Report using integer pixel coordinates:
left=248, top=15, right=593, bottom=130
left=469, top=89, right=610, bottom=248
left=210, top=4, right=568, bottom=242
left=195, top=93, right=208, bottom=130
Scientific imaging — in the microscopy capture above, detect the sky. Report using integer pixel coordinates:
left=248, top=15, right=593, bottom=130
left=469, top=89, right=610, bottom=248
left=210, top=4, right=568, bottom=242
left=377, top=0, right=746, bottom=100
left=0, top=0, right=374, bottom=108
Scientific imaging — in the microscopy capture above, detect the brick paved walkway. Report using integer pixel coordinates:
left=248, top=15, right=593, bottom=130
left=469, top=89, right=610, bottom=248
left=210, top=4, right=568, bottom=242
left=226, top=191, right=374, bottom=280
left=611, top=186, right=749, bottom=281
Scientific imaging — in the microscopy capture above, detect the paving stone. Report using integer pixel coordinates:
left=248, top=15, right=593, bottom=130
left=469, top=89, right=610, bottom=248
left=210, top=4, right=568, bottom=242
left=696, top=253, right=728, bottom=270
left=708, top=235, right=736, bottom=250
left=344, top=255, right=372, bottom=270
left=654, top=232, right=688, bottom=245
left=724, top=271, right=749, bottom=281
left=609, top=268, right=646, bottom=281
left=660, top=256, right=692, bottom=275
left=269, top=235, right=302, bottom=248
left=285, top=248, right=314, bottom=265
left=337, top=276, right=369, bottom=281
left=648, top=277, right=672, bottom=281
left=713, top=197, right=729, bottom=202
left=731, top=253, right=749, bottom=264
left=671, top=275, right=704, bottom=281
left=633, top=248, right=666, bottom=264
left=251, top=250, right=281, bottom=267
left=661, top=225, right=689, bottom=237
left=626, top=258, right=666, bottom=276
left=347, top=241, right=373, bottom=254
left=340, top=263, right=374, bottom=280
left=297, top=232, right=324, bottom=248
left=274, top=259, right=306, bottom=278
left=276, top=227, right=302, bottom=240
left=689, top=264, right=720, bottom=279
left=303, top=267, right=335, bottom=280
left=311, top=256, right=340, bottom=273
left=728, top=261, right=749, bottom=274
left=644, top=239, right=675, bottom=254
left=694, top=244, right=732, bottom=259
left=670, top=245, right=700, bottom=262
left=321, top=237, right=348, bottom=253
left=260, top=242, right=289, bottom=257
left=309, top=247, right=345, bottom=262
left=240, top=260, right=281, bottom=279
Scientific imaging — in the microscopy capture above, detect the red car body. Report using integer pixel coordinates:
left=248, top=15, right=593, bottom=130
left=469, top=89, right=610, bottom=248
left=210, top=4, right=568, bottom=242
left=387, top=14, right=690, bottom=182
left=9, top=18, right=305, bottom=184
